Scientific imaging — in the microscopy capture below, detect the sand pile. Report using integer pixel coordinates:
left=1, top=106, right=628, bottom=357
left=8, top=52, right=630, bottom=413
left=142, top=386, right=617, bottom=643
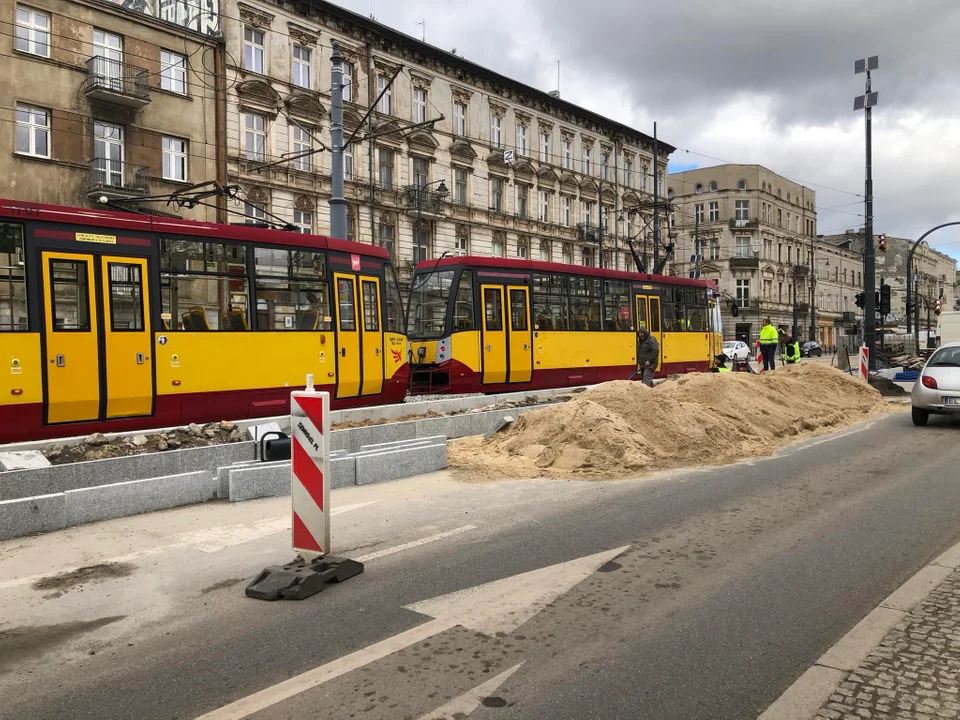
left=449, top=364, right=888, bottom=480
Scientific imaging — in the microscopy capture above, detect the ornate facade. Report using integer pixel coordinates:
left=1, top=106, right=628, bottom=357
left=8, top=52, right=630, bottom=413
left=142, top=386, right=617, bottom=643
left=221, top=0, right=672, bottom=288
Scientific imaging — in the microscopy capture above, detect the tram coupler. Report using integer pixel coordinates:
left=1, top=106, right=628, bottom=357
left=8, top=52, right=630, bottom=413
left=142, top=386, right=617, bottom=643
left=245, top=555, right=364, bottom=601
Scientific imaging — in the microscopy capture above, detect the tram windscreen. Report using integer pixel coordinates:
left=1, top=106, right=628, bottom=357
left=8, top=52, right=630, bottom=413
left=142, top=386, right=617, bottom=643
left=407, top=269, right=454, bottom=338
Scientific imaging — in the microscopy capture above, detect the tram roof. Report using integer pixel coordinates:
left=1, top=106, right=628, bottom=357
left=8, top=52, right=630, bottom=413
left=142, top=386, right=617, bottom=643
left=0, top=198, right=390, bottom=259
left=415, top=255, right=717, bottom=290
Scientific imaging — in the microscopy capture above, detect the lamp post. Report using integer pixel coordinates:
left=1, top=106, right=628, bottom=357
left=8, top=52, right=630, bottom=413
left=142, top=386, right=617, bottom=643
left=413, top=179, right=449, bottom=264
left=906, top=222, right=960, bottom=349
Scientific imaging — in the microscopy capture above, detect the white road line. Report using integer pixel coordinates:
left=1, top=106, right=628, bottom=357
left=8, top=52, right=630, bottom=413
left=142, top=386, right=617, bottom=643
left=196, top=618, right=456, bottom=720
left=355, top=525, right=477, bottom=563
left=0, top=501, right=380, bottom=591
left=418, top=662, right=524, bottom=719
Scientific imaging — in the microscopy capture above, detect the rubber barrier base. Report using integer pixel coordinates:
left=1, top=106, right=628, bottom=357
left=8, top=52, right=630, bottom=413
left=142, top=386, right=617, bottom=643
left=245, top=556, right=364, bottom=601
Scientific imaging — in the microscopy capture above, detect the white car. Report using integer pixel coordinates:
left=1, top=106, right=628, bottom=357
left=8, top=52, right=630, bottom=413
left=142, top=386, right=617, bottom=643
left=911, top=342, right=960, bottom=426
left=722, top=340, right=751, bottom=362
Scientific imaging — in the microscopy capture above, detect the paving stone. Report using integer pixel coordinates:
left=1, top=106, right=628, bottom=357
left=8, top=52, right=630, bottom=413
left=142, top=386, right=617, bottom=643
left=0, top=450, right=50, bottom=471
left=64, top=471, right=215, bottom=527
left=354, top=443, right=447, bottom=486
left=0, top=492, right=66, bottom=540
left=228, top=462, right=291, bottom=502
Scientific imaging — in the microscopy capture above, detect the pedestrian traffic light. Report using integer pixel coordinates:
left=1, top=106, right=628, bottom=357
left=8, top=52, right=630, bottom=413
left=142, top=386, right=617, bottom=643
left=878, top=233, right=887, bottom=252
left=879, top=284, right=891, bottom=315
left=855, top=292, right=865, bottom=308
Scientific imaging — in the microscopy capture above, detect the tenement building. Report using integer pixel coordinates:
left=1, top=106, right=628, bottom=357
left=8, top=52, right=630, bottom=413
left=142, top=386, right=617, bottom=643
left=221, top=0, right=672, bottom=288
left=667, top=164, right=822, bottom=344
left=2, top=0, right=223, bottom=219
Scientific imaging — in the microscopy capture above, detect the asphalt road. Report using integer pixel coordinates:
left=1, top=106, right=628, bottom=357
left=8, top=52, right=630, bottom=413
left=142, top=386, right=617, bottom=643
left=2, top=408, right=960, bottom=720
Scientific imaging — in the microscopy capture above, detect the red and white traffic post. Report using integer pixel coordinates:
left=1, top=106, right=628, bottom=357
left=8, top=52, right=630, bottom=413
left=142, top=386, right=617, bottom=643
left=858, top=346, right=870, bottom=383
left=246, top=374, right=364, bottom=601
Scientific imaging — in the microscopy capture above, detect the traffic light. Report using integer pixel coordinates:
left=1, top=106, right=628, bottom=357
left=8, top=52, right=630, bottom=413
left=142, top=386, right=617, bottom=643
left=936, top=298, right=943, bottom=315
left=855, top=292, right=865, bottom=308
left=729, top=300, right=739, bottom=317
left=880, top=284, right=891, bottom=315
left=878, top=233, right=887, bottom=252
left=875, top=290, right=880, bottom=308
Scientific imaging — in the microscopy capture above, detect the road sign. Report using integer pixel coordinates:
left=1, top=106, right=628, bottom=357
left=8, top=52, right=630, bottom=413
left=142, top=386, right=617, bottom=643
left=503, top=149, right=515, bottom=164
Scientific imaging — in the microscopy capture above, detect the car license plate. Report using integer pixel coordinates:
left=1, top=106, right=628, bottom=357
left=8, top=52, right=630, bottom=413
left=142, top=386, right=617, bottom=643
left=944, top=397, right=960, bottom=406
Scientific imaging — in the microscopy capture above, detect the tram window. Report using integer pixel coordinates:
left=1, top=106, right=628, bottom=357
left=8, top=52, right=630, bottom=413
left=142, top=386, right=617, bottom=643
left=510, top=289, right=528, bottom=331
left=452, top=270, right=475, bottom=331
left=254, top=248, right=331, bottom=331
left=407, top=269, right=454, bottom=338
left=161, top=275, right=249, bottom=331
left=0, top=223, right=27, bottom=331
left=603, top=280, right=633, bottom=331
left=384, top=265, right=404, bottom=333
left=569, top=276, right=601, bottom=331
left=107, top=263, right=144, bottom=331
left=362, top=280, right=379, bottom=332
left=532, top=272, right=568, bottom=331
left=49, top=260, right=90, bottom=332
left=649, top=298, right=661, bottom=333
left=484, top=287, right=502, bottom=331
left=636, top=299, right=648, bottom=330
left=337, top=278, right=356, bottom=331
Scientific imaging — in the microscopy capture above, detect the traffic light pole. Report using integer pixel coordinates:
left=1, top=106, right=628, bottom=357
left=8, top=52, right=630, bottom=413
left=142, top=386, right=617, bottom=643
left=862, top=69, right=877, bottom=371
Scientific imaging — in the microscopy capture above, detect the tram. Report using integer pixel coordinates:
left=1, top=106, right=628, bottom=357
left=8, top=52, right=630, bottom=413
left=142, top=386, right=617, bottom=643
left=406, top=256, right=723, bottom=394
left=0, top=199, right=408, bottom=443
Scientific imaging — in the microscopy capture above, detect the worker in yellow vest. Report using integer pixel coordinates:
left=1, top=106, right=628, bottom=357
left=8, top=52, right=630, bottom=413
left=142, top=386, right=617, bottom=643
left=759, top=318, right=779, bottom=371
left=781, top=335, right=801, bottom=365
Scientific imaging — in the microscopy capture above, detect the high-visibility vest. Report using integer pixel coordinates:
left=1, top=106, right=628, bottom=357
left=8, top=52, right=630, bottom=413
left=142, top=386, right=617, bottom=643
left=782, top=342, right=800, bottom=363
left=718, top=367, right=731, bottom=373
left=760, top=324, right=779, bottom=343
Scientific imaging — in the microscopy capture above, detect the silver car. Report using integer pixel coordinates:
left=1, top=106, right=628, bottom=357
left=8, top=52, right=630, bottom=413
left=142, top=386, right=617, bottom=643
left=911, top=342, right=960, bottom=426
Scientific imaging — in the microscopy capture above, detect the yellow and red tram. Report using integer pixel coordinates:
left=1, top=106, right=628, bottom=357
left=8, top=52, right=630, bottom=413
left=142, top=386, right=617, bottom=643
left=406, top=256, right=723, bottom=394
left=0, top=199, right=408, bottom=443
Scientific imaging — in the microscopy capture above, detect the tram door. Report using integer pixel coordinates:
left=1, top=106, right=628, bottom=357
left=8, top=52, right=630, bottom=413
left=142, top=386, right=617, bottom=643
left=41, top=251, right=153, bottom=424
left=334, top=274, right=361, bottom=399
left=634, top=294, right=663, bottom=372
left=358, top=276, right=384, bottom=396
left=480, top=285, right=507, bottom=384
left=507, top=286, right=532, bottom=383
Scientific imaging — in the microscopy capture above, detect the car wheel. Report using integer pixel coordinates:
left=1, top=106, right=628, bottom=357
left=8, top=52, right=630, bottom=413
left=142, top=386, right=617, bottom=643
left=912, top=406, right=930, bottom=426
left=814, top=349, right=822, bottom=357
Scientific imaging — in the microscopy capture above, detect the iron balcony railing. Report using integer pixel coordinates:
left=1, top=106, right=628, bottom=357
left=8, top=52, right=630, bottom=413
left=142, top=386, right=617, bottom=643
left=576, top=222, right=608, bottom=242
left=86, top=56, right=150, bottom=103
left=402, top=185, right=446, bottom=216
left=88, top=157, right=149, bottom=194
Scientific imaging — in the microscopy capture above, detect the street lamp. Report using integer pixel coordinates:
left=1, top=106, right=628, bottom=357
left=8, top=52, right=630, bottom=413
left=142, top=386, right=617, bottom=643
left=413, top=179, right=448, bottom=264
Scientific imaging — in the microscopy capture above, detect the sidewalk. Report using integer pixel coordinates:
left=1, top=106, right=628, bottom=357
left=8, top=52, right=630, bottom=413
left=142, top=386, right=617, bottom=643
left=814, top=566, right=960, bottom=720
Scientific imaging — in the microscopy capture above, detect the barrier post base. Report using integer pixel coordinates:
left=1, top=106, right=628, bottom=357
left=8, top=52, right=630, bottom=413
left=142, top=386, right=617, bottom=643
left=245, top=556, right=364, bottom=601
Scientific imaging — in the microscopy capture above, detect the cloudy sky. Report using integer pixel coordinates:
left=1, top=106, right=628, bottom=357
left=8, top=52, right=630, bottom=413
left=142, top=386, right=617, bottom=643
left=334, top=0, right=960, bottom=259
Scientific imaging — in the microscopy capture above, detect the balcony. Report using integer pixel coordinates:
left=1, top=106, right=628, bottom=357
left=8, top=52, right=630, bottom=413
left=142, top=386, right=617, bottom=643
left=86, top=57, right=150, bottom=108
left=86, top=158, right=149, bottom=200
left=792, top=264, right=810, bottom=277
left=729, top=255, right=759, bottom=270
left=576, top=222, right=608, bottom=243
left=402, top=185, right=446, bottom=219
left=729, top=217, right=759, bottom=231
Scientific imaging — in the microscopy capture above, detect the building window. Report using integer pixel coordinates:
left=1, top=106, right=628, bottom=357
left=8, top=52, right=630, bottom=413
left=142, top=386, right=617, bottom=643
left=582, top=145, right=592, bottom=175
left=292, top=125, right=311, bottom=171
left=93, top=121, right=124, bottom=187
left=735, top=236, right=751, bottom=258
left=412, top=156, right=429, bottom=187
left=492, top=233, right=504, bottom=257
left=15, top=104, right=49, bottom=158
left=378, top=147, right=394, bottom=189
left=540, top=131, right=550, bottom=163
left=857, top=271, right=861, bottom=286
left=292, top=45, right=311, bottom=89
left=413, top=87, right=427, bottom=123
left=341, top=62, right=353, bottom=102
left=160, top=50, right=187, bottom=94
left=695, top=184, right=703, bottom=194
left=539, top=240, right=551, bottom=262
left=16, top=6, right=50, bottom=57
left=709, top=239, right=719, bottom=260
left=736, top=279, right=750, bottom=308
left=491, top=113, right=502, bottom=148
left=710, top=181, right=718, bottom=192
left=453, top=101, right=466, bottom=136
left=413, top=223, right=430, bottom=263
left=245, top=202, right=266, bottom=224
left=377, top=75, right=392, bottom=114
left=243, top=27, right=264, bottom=73
left=344, top=143, right=353, bottom=179
left=695, top=204, right=704, bottom=224
left=517, top=236, right=528, bottom=259
left=293, top=208, right=312, bottom=234
left=562, top=139, right=572, bottom=169
left=657, top=171, right=664, bottom=195
left=491, top=177, right=504, bottom=212
left=624, top=159, right=633, bottom=188
left=244, top=113, right=266, bottom=161
left=582, top=201, right=594, bottom=224
left=454, top=232, right=468, bottom=256
left=161, top=136, right=187, bottom=181
left=735, top=199, right=749, bottom=221
left=601, top=153, right=610, bottom=181
left=454, top=167, right=468, bottom=205
left=539, top=190, right=550, bottom=223
left=737, top=179, right=747, bottom=190
left=709, top=201, right=719, bottom=222
left=642, top=165, right=649, bottom=191
left=561, top=196, right=571, bottom=227
left=582, top=247, right=595, bottom=267
left=516, top=184, right=528, bottom=218
left=517, top=124, right=528, bottom=156
left=777, top=208, right=783, bottom=227
left=378, top=223, right=395, bottom=259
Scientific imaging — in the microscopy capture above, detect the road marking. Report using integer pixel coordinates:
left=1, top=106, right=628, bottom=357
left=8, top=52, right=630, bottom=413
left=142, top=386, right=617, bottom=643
left=197, top=545, right=629, bottom=719
left=759, top=536, right=960, bottom=719
left=418, top=662, right=525, bottom=719
left=355, top=525, right=476, bottom=562
left=0, top=501, right=379, bottom=591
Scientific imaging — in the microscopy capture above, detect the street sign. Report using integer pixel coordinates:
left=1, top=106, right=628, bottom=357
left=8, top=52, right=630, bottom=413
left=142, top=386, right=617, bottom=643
left=503, top=149, right=515, bottom=164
